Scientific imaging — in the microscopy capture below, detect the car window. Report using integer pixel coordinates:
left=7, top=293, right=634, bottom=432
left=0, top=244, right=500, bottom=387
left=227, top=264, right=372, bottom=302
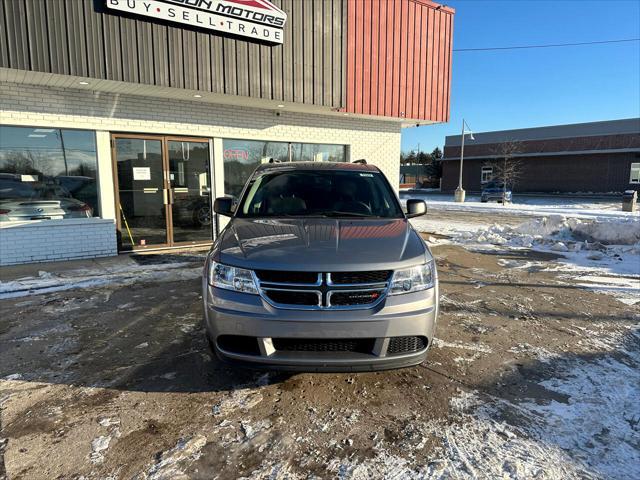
left=238, top=170, right=403, bottom=218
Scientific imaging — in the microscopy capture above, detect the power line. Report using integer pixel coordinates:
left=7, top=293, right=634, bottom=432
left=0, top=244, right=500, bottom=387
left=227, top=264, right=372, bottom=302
left=454, top=38, right=640, bottom=52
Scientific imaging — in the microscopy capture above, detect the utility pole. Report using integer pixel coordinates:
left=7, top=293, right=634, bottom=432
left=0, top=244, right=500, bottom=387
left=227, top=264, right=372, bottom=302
left=416, top=142, right=420, bottom=188
left=455, top=119, right=474, bottom=203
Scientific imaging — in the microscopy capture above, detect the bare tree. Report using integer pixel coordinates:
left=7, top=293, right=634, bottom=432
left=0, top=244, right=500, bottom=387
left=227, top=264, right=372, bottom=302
left=485, top=141, right=523, bottom=204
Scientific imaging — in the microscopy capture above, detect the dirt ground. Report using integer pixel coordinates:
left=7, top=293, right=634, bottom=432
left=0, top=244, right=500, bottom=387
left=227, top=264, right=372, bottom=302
left=0, top=242, right=638, bottom=479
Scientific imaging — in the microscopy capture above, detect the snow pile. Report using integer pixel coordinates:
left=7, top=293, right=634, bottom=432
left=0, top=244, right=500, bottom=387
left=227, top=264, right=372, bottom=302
left=0, top=262, right=203, bottom=300
left=458, top=215, right=640, bottom=248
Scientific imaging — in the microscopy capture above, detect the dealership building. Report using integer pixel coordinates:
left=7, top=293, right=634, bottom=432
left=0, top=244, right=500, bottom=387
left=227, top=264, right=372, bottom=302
left=0, top=0, right=453, bottom=265
left=441, top=118, right=640, bottom=194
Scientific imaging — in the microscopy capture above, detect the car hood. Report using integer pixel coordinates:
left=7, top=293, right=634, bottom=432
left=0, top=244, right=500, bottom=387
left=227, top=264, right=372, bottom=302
left=215, top=217, right=430, bottom=271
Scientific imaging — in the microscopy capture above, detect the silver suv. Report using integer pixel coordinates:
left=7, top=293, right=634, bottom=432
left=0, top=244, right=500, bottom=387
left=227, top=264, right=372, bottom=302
left=203, top=162, right=437, bottom=371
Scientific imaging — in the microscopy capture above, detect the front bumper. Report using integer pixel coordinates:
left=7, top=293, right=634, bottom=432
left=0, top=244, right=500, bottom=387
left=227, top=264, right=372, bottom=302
left=202, top=278, right=438, bottom=372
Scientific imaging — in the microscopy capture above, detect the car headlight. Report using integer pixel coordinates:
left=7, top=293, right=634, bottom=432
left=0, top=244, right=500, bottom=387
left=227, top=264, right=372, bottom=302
left=389, top=262, right=434, bottom=295
left=208, top=260, right=258, bottom=294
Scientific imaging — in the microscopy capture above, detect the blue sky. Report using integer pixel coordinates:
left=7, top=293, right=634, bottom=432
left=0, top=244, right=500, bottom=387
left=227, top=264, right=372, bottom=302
left=401, top=0, right=640, bottom=153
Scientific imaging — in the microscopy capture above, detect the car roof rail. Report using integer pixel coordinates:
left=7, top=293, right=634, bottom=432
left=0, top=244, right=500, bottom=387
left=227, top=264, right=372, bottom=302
left=352, top=159, right=367, bottom=164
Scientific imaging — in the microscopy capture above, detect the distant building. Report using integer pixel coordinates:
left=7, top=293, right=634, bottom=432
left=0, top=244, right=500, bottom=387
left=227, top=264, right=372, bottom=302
left=441, top=118, right=640, bottom=193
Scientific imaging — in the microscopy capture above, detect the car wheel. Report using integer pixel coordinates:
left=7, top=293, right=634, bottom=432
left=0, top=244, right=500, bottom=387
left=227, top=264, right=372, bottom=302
left=193, top=205, right=212, bottom=227
left=481, top=199, right=488, bottom=203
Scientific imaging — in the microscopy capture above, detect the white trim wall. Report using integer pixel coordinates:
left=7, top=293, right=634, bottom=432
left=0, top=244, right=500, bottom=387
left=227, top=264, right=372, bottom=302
left=0, top=82, right=402, bottom=265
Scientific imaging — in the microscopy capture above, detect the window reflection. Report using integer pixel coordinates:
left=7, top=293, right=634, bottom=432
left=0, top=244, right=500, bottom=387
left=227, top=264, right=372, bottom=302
left=0, top=126, right=99, bottom=221
left=222, top=139, right=346, bottom=198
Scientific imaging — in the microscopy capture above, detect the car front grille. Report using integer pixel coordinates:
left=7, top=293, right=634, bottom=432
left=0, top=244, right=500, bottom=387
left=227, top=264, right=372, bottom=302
left=387, top=336, right=428, bottom=355
left=329, top=270, right=392, bottom=285
left=256, top=270, right=391, bottom=310
left=255, top=270, right=319, bottom=284
left=272, top=338, right=375, bottom=354
left=263, top=289, right=320, bottom=306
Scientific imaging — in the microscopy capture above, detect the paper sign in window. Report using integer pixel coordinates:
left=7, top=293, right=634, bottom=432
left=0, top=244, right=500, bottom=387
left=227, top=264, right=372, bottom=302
left=133, top=167, right=151, bottom=181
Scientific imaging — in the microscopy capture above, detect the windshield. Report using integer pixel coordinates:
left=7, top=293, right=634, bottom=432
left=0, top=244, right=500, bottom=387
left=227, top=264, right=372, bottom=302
left=0, top=179, right=73, bottom=200
left=237, top=170, right=404, bottom=218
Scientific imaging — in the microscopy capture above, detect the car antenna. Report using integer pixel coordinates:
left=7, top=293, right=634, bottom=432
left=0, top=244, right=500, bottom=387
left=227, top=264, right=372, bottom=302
left=352, top=159, right=367, bottom=164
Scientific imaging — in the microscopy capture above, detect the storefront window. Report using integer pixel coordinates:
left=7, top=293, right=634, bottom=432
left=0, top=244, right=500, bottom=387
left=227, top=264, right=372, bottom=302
left=222, top=139, right=346, bottom=198
left=0, top=126, right=99, bottom=221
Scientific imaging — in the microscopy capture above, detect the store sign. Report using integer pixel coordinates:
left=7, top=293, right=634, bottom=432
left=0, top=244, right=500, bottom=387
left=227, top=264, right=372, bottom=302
left=224, top=148, right=249, bottom=160
left=106, top=0, right=287, bottom=44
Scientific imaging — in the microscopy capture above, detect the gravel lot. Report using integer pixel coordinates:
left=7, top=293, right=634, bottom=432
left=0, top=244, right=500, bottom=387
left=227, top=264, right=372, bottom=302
left=1, top=240, right=638, bottom=479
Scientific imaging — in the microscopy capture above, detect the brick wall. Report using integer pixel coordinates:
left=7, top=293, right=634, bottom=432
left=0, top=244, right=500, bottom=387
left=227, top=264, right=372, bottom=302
left=0, top=219, right=117, bottom=266
left=440, top=153, right=639, bottom=193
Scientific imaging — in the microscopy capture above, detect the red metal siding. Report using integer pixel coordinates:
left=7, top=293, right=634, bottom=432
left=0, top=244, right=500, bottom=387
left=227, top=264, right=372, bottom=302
left=345, top=0, right=454, bottom=122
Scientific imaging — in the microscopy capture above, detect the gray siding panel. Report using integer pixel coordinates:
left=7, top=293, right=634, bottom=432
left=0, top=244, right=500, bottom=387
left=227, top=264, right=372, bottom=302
left=84, top=0, right=105, bottom=79
left=260, top=44, right=272, bottom=100
left=67, top=0, right=88, bottom=77
left=292, top=0, right=304, bottom=103
left=152, top=24, right=169, bottom=87
left=119, top=16, right=138, bottom=84
left=0, top=1, right=8, bottom=68
left=46, top=0, right=70, bottom=75
left=210, top=35, right=224, bottom=93
left=303, top=0, right=314, bottom=104
left=25, top=0, right=50, bottom=72
left=196, top=32, right=212, bottom=92
left=248, top=43, right=261, bottom=98
left=1, top=0, right=348, bottom=109
left=182, top=30, right=198, bottom=91
left=168, top=28, right=184, bottom=88
left=137, top=20, right=154, bottom=84
left=102, top=13, right=122, bottom=81
left=281, top=0, right=294, bottom=102
left=236, top=41, right=249, bottom=97
left=4, top=0, right=29, bottom=71
left=223, top=38, right=237, bottom=96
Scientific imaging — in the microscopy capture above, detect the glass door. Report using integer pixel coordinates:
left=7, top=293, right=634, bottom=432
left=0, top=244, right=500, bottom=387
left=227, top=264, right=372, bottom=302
left=113, top=135, right=213, bottom=250
left=167, top=139, right=213, bottom=245
left=114, top=136, right=168, bottom=249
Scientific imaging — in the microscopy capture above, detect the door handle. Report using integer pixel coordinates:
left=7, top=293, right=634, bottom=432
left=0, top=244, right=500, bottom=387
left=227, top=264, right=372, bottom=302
left=163, top=188, right=168, bottom=205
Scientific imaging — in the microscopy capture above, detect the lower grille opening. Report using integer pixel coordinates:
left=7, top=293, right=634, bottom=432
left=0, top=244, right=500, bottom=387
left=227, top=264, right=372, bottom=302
left=272, top=338, right=375, bottom=354
left=387, top=336, right=428, bottom=355
left=264, top=290, right=319, bottom=306
left=217, top=335, right=261, bottom=356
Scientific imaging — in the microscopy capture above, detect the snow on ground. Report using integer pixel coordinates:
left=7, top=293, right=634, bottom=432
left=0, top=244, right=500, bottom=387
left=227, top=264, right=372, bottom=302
left=0, top=260, right=203, bottom=300
left=325, top=326, right=640, bottom=480
left=400, top=192, right=638, bottom=220
left=413, top=214, right=640, bottom=305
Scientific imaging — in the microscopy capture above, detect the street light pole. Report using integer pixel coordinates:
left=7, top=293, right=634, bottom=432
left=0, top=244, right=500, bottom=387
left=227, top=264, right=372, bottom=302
left=415, top=142, right=420, bottom=188
left=455, top=118, right=473, bottom=203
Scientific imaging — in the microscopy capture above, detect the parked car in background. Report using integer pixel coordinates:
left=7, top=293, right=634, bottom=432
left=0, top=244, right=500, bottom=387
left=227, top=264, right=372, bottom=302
left=172, top=194, right=212, bottom=228
left=203, top=161, right=437, bottom=371
left=0, top=175, right=93, bottom=221
left=481, top=182, right=512, bottom=203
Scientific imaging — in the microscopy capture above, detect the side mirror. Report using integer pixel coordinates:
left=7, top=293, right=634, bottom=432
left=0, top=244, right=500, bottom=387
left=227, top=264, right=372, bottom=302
left=406, top=199, right=427, bottom=218
left=214, top=197, right=234, bottom=217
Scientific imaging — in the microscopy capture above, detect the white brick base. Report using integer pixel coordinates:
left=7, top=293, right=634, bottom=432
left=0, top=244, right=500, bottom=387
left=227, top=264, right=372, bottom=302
left=0, top=219, right=117, bottom=266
